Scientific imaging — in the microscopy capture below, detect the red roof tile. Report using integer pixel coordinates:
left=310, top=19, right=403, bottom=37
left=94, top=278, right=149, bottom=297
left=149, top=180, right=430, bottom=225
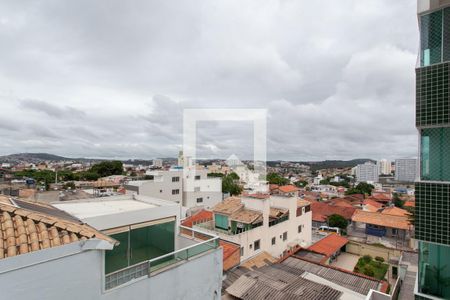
left=308, top=234, right=349, bottom=257
left=310, top=202, right=356, bottom=220
left=221, top=240, right=240, bottom=260
left=277, top=185, right=299, bottom=193
left=181, top=210, right=213, bottom=227
left=363, top=199, right=383, bottom=210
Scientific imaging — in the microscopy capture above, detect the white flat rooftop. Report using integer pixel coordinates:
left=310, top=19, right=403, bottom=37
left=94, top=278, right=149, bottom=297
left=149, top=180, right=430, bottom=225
left=53, top=200, right=156, bottom=219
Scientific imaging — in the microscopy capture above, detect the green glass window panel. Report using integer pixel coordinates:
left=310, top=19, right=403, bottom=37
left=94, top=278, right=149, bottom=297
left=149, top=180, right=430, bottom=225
left=421, top=10, right=442, bottom=66
left=130, top=221, right=175, bottom=265
left=419, top=242, right=450, bottom=298
left=421, top=128, right=450, bottom=181
left=415, top=182, right=450, bottom=245
left=416, top=63, right=450, bottom=127
left=105, top=231, right=129, bottom=274
left=215, top=214, right=228, bottom=230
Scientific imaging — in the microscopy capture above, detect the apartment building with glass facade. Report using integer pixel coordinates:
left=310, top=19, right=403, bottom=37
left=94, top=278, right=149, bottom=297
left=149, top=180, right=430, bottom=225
left=416, top=1, right=450, bottom=299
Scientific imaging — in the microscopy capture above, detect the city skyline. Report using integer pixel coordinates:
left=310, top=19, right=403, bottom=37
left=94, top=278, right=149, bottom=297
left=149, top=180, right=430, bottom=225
left=0, top=1, right=418, bottom=161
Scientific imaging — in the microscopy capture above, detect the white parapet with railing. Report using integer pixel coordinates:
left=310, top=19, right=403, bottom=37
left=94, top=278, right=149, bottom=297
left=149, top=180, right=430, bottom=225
left=104, top=226, right=219, bottom=290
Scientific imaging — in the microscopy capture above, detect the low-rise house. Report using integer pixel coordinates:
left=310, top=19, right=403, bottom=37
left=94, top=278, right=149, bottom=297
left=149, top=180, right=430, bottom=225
left=193, top=194, right=312, bottom=261
left=381, top=206, right=410, bottom=217
left=310, top=202, right=356, bottom=228
left=351, top=210, right=412, bottom=239
left=307, top=234, right=349, bottom=264
left=23, top=194, right=223, bottom=300
left=363, top=198, right=384, bottom=212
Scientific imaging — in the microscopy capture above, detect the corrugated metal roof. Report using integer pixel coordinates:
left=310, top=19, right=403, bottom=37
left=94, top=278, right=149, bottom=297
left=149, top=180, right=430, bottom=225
left=282, top=257, right=381, bottom=295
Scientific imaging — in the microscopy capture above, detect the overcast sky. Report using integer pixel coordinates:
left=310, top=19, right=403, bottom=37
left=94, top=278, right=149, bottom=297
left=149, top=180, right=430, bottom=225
left=0, top=0, right=418, bottom=161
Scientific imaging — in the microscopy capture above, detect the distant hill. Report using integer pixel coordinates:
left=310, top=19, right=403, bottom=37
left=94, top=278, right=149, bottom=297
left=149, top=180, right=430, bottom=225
left=304, top=159, right=376, bottom=171
left=267, top=159, right=376, bottom=171
left=0, top=153, right=70, bottom=164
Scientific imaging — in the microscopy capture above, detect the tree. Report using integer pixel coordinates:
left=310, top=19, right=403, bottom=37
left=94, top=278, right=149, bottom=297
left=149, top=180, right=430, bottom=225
left=228, top=172, right=240, bottom=180
left=327, top=214, right=348, bottom=229
left=89, top=161, right=123, bottom=178
left=346, top=182, right=374, bottom=196
left=392, top=193, right=405, bottom=208
left=294, top=180, right=308, bottom=188
left=266, top=172, right=289, bottom=185
left=222, top=174, right=242, bottom=196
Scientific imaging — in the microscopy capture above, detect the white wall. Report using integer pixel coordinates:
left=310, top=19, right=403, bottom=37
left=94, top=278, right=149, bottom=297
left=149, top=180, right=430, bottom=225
left=0, top=242, right=223, bottom=300
left=137, top=170, right=183, bottom=203
left=200, top=196, right=312, bottom=261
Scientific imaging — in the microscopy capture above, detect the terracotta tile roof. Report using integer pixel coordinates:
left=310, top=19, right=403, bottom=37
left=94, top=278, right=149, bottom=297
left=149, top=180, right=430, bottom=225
left=381, top=206, right=410, bottom=217
left=269, top=207, right=288, bottom=218
left=0, top=196, right=13, bottom=205
left=404, top=201, right=415, bottom=208
left=297, top=199, right=310, bottom=207
left=269, top=184, right=279, bottom=191
left=181, top=210, right=213, bottom=227
left=364, top=204, right=380, bottom=212
left=221, top=240, right=240, bottom=261
left=370, top=192, right=392, bottom=202
left=230, top=208, right=262, bottom=224
left=240, top=251, right=277, bottom=269
left=331, top=199, right=354, bottom=208
left=344, top=194, right=365, bottom=201
left=277, top=185, right=299, bottom=193
left=312, top=212, right=327, bottom=222
left=0, top=201, right=116, bottom=259
left=308, top=234, right=349, bottom=257
left=363, top=199, right=383, bottom=210
left=352, top=210, right=411, bottom=230
left=213, top=197, right=243, bottom=215
left=310, top=202, right=356, bottom=220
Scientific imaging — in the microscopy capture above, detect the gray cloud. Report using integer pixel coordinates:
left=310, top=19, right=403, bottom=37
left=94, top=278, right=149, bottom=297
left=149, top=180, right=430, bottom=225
left=0, top=0, right=418, bottom=160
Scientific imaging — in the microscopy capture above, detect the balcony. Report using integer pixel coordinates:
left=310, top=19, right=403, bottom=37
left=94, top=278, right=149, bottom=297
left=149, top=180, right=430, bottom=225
left=104, top=226, right=219, bottom=290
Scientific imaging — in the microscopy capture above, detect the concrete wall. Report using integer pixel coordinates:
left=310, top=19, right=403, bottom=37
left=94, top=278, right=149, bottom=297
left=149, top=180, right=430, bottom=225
left=0, top=241, right=223, bottom=300
left=346, top=241, right=402, bottom=261
left=136, top=171, right=183, bottom=203
left=196, top=196, right=312, bottom=261
left=182, top=170, right=222, bottom=209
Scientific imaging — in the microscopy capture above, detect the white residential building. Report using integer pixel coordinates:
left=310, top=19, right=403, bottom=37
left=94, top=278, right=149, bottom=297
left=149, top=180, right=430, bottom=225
left=153, top=158, right=163, bottom=168
left=125, top=170, right=183, bottom=203
left=356, top=162, right=379, bottom=183
left=0, top=195, right=222, bottom=300
left=194, top=194, right=312, bottom=261
left=182, top=168, right=222, bottom=209
left=395, top=158, right=417, bottom=182
left=378, top=159, right=392, bottom=175
left=125, top=169, right=222, bottom=211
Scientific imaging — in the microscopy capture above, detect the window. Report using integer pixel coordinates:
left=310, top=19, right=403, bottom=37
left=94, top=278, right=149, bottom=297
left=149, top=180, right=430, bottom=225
left=271, top=237, right=276, bottom=245
left=420, top=10, right=442, bottom=66
left=421, top=128, right=450, bottom=181
left=298, top=225, right=302, bottom=233
left=249, top=244, right=252, bottom=249
left=105, top=221, right=175, bottom=274
left=172, top=176, right=180, bottom=182
left=160, top=189, right=163, bottom=193
left=283, top=232, right=287, bottom=241
left=419, top=242, right=450, bottom=298
left=194, top=186, right=200, bottom=192
left=215, top=214, right=228, bottom=230
left=254, top=240, right=260, bottom=251
left=172, top=189, right=180, bottom=195
left=196, top=197, right=203, bottom=203
left=195, top=175, right=201, bottom=180
left=240, top=247, right=244, bottom=257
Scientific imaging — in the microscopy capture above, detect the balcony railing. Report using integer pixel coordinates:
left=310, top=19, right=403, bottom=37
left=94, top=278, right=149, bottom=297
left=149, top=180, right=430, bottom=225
left=104, top=226, right=219, bottom=290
